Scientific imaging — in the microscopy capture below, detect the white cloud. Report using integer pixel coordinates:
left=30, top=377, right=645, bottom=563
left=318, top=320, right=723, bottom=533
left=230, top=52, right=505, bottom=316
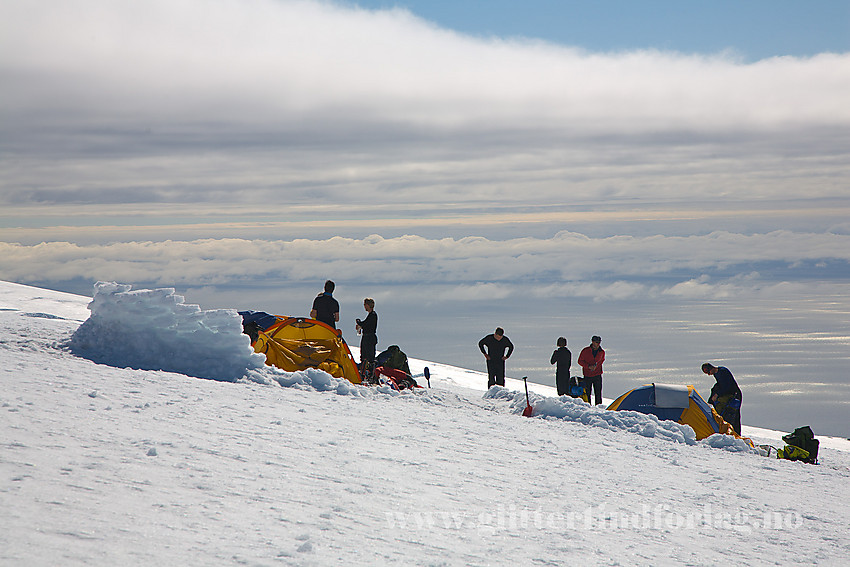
left=534, top=281, right=653, bottom=302
left=6, top=0, right=845, bottom=128
left=435, top=283, right=513, bottom=301
left=2, top=231, right=848, bottom=295
left=1, top=0, right=848, bottom=208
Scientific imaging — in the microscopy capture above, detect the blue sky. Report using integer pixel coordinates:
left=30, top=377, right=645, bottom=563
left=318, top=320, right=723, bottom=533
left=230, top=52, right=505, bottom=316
left=1, top=0, right=849, bottom=435
left=349, top=0, right=850, bottom=60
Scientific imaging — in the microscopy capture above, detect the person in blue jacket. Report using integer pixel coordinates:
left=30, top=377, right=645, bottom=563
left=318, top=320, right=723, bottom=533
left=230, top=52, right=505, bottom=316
left=702, top=362, right=743, bottom=435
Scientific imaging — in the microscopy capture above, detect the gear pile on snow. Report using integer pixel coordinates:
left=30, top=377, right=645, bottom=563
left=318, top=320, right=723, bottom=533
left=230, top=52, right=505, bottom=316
left=369, top=345, right=420, bottom=390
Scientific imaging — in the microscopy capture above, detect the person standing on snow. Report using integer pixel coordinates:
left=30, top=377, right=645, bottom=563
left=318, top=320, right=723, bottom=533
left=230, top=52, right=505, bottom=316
left=702, top=362, right=743, bottom=435
left=551, top=337, right=574, bottom=396
left=478, top=327, right=514, bottom=388
left=578, top=335, right=605, bottom=405
left=355, top=297, right=378, bottom=373
left=311, top=280, right=340, bottom=329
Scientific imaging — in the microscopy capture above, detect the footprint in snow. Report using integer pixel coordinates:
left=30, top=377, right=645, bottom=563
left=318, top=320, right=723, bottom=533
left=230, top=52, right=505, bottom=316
left=296, top=541, right=313, bottom=553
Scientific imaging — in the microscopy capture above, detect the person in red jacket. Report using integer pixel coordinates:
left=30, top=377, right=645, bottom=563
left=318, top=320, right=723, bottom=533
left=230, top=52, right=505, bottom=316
left=578, top=335, right=605, bottom=405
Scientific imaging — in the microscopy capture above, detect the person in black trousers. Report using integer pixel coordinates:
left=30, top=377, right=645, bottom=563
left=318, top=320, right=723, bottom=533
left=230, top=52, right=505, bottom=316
left=578, top=336, right=605, bottom=405
left=356, top=298, right=378, bottom=372
left=551, top=337, right=573, bottom=396
left=478, top=327, right=514, bottom=388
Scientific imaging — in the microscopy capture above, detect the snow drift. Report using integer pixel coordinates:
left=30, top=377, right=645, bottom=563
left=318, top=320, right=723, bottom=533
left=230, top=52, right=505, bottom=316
left=485, top=385, right=756, bottom=453
left=69, top=281, right=265, bottom=381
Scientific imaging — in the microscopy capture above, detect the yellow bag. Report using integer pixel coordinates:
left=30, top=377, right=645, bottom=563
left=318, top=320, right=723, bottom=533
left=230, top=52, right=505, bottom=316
left=777, top=445, right=810, bottom=462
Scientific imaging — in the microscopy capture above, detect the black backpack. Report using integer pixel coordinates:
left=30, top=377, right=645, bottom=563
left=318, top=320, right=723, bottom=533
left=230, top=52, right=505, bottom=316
left=780, top=426, right=819, bottom=464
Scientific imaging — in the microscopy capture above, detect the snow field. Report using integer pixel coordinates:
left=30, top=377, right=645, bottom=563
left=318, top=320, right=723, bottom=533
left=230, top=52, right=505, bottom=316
left=1, top=281, right=849, bottom=565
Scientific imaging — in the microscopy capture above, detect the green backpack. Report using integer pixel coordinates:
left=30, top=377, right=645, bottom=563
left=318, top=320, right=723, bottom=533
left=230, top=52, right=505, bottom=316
left=375, top=345, right=411, bottom=376
left=779, top=426, right=819, bottom=464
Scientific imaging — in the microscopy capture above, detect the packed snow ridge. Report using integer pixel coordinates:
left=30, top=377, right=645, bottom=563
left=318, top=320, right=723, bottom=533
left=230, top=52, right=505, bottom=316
left=69, top=282, right=267, bottom=381
left=67, top=282, right=755, bottom=453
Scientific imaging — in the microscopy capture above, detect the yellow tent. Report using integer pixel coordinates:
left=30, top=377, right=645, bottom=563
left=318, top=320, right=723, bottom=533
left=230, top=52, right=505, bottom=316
left=251, top=316, right=361, bottom=384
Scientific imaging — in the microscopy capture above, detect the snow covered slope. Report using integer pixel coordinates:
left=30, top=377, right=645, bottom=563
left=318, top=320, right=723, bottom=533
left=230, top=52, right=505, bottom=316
left=1, top=281, right=849, bottom=566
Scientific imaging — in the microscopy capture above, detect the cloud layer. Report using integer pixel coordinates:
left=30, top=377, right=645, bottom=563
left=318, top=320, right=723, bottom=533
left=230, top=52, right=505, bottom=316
left=4, top=230, right=849, bottom=301
left=2, top=0, right=849, bottom=208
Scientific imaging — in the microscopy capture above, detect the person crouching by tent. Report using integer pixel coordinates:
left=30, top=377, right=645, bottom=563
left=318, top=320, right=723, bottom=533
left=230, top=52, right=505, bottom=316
left=701, top=362, right=743, bottom=435
left=551, top=337, right=574, bottom=396
left=478, top=327, right=514, bottom=388
left=578, top=335, right=605, bottom=405
left=355, top=298, right=378, bottom=376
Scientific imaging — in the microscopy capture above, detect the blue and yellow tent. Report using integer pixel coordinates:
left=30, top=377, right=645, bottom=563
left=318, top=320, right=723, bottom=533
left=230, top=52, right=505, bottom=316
left=240, top=312, right=361, bottom=384
left=607, top=383, right=743, bottom=441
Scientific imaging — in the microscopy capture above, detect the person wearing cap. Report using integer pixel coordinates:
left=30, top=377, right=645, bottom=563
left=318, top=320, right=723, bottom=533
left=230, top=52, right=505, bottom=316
left=578, top=335, right=605, bottom=405
left=702, top=362, right=743, bottom=435
left=551, top=337, right=574, bottom=396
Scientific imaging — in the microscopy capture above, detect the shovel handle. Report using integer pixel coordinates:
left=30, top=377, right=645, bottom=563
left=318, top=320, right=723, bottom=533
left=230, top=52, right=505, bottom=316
left=522, top=376, right=533, bottom=416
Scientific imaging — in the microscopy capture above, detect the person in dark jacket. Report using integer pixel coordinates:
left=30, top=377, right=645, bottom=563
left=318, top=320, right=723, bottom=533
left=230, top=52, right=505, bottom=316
left=578, top=335, right=605, bottom=405
left=702, top=362, right=743, bottom=435
left=478, top=327, right=514, bottom=388
left=551, top=337, right=574, bottom=396
left=310, top=280, right=340, bottom=329
left=355, top=298, right=378, bottom=371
